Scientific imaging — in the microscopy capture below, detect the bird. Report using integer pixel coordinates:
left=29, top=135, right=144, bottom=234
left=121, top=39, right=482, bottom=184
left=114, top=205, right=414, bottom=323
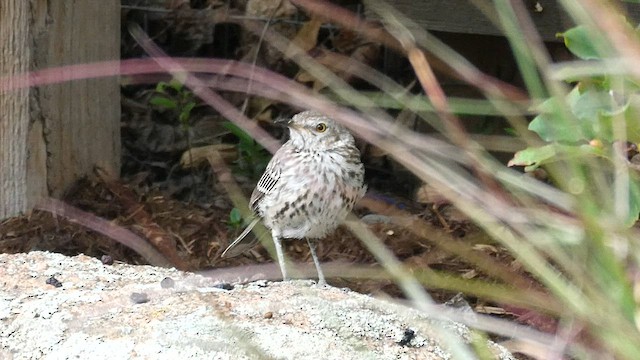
left=221, top=110, right=366, bottom=285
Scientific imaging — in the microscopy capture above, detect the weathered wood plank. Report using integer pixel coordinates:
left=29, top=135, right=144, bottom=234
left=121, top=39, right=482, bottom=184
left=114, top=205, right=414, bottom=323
left=32, top=1, right=121, bottom=198
left=0, top=1, right=30, bottom=218
left=370, top=0, right=640, bottom=41
left=1, top=1, right=120, bottom=219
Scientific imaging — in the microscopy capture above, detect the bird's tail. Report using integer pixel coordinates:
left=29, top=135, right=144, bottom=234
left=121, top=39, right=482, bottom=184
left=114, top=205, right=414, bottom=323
left=221, top=217, right=261, bottom=258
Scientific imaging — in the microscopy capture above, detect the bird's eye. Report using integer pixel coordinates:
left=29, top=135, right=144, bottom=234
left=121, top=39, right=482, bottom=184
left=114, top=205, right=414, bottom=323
left=315, top=123, right=327, bottom=132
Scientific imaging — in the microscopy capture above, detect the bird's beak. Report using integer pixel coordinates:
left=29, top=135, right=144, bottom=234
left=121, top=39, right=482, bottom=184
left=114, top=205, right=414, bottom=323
left=273, top=117, right=292, bottom=127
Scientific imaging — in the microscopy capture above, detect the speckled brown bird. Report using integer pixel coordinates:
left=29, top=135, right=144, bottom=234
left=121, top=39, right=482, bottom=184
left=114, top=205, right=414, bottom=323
left=222, top=111, right=366, bottom=285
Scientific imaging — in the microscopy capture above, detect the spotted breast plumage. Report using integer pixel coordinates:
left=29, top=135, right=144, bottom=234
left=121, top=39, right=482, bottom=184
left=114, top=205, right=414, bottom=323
left=222, top=111, right=366, bottom=285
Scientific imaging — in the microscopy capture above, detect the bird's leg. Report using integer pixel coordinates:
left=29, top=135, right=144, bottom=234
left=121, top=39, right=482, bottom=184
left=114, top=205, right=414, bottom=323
left=272, top=235, right=288, bottom=281
left=306, top=238, right=326, bottom=286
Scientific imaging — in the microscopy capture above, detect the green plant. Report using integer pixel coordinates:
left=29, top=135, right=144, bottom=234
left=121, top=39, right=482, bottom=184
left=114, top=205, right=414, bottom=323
left=509, top=24, right=640, bottom=226
left=222, top=121, right=271, bottom=179
left=150, top=78, right=197, bottom=131
left=222, top=121, right=270, bottom=232
left=150, top=78, right=199, bottom=188
left=227, top=207, right=244, bottom=230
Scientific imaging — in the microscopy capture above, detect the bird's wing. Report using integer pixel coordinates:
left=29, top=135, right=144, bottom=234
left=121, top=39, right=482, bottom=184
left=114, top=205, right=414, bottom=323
left=249, top=155, right=281, bottom=213
left=221, top=154, right=282, bottom=258
left=221, top=217, right=261, bottom=258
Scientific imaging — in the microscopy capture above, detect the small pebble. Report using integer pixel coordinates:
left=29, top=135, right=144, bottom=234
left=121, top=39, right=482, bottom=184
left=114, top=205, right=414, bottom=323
left=213, top=282, right=234, bottom=290
left=360, top=214, right=392, bottom=224
left=263, top=311, right=273, bottom=319
left=398, top=328, right=416, bottom=346
left=45, top=276, right=62, bottom=288
left=160, top=277, right=175, bottom=289
left=130, top=292, right=150, bottom=304
left=253, top=280, right=269, bottom=288
left=101, top=255, right=114, bottom=265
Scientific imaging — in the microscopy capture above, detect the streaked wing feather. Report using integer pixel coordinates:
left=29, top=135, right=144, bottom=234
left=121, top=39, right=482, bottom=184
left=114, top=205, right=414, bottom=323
left=222, top=156, right=282, bottom=258
left=249, top=157, right=281, bottom=212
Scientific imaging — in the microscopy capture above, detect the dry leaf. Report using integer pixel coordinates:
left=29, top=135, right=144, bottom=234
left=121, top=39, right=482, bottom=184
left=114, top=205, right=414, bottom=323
left=247, top=97, right=275, bottom=120
left=180, top=144, right=237, bottom=168
left=415, top=183, right=448, bottom=205
left=293, top=50, right=353, bottom=90
left=285, top=17, right=323, bottom=58
left=246, top=0, right=297, bottom=17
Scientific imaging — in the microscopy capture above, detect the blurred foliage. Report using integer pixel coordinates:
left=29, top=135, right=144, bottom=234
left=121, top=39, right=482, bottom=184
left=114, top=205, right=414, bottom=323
left=509, top=24, right=640, bottom=226
left=222, top=121, right=271, bottom=180
left=227, top=207, right=244, bottom=230
left=150, top=79, right=197, bottom=131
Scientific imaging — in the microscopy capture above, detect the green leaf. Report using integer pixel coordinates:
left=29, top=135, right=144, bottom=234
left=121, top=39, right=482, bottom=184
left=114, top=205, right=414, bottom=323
left=623, top=96, right=640, bottom=143
left=155, top=81, right=169, bottom=93
left=229, top=208, right=242, bottom=225
left=625, top=176, right=640, bottom=226
left=508, top=143, right=603, bottom=171
left=528, top=112, right=587, bottom=143
left=529, top=87, right=587, bottom=142
left=508, top=144, right=559, bottom=171
left=571, top=90, right=615, bottom=140
left=560, top=26, right=602, bottom=60
left=596, top=97, right=640, bottom=143
left=222, top=121, right=255, bottom=145
left=149, top=96, right=177, bottom=109
left=572, top=91, right=640, bottom=143
left=528, top=87, right=640, bottom=144
left=179, top=102, right=196, bottom=124
left=572, top=90, right=615, bottom=120
left=168, top=79, right=184, bottom=92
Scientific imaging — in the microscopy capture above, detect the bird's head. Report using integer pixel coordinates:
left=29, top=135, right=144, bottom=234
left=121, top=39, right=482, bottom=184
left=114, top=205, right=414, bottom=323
left=280, top=111, right=356, bottom=151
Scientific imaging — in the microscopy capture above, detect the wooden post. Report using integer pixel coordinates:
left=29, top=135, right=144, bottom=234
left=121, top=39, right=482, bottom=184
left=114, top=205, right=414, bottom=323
left=0, top=1, right=30, bottom=218
left=0, top=1, right=120, bottom=219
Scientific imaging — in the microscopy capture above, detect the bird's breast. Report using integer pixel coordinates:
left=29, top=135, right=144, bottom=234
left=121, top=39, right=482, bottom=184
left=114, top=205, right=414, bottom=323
left=260, top=149, right=364, bottom=239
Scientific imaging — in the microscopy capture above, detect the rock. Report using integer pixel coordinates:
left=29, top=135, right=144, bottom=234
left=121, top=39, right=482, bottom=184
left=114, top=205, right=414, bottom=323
left=0, top=251, right=514, bottom=359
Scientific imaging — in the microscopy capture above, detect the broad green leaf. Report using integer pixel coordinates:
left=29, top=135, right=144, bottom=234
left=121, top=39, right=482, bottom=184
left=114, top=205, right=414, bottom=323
left=571, top=90, right=614, bottom=140
left=528, top=112, right=588, bottom=143
left=149, top=96, right=177, bottom=109
left=571, top=91, right=640, bottom=143
left=528, top=87, right=587, bottom=142
left=529, top=88, right=640, bottom=144
left=560, top=26, right=601, bottom=60
left=572, top=90, right=615, bottom=121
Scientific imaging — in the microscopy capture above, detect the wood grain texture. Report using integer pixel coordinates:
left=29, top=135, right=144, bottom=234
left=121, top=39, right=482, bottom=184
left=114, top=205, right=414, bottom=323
left=1, top=1, right=120, bottom=219
left=32, top=0, right=121, bottom=198
left=0, top=0, right=30, bottom=218
left=368, top=0, right=640, bottom=41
